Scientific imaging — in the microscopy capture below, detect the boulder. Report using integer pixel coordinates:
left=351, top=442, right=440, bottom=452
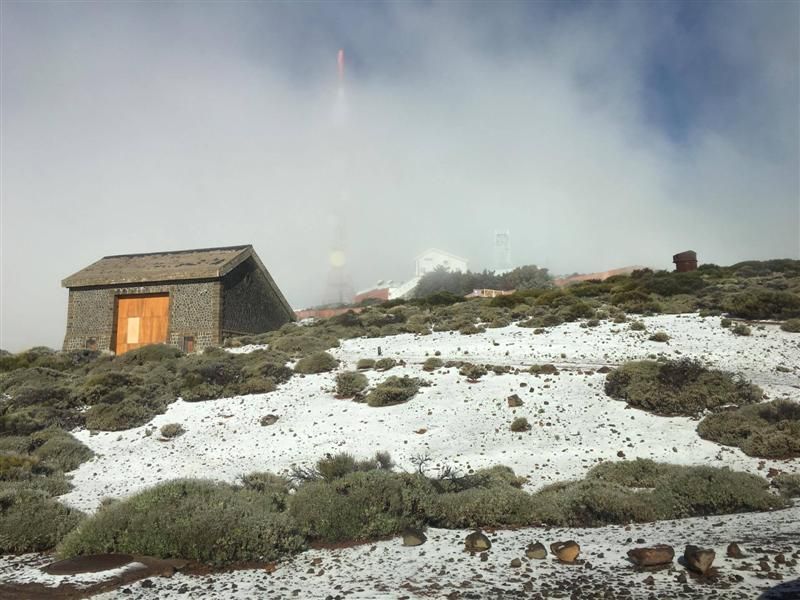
left=465, top=531, right=491, bottom=552
left=627, top=545, right=674, bottom=567
left=507, top=394, right=524, bottom=407
left=550, top=540, right=580, bottom=563
left=684, top=545, right=715, bottom=575
left=726, top=543, right=744, bottom=559
left=402, top=528, right=426, bottom=547
left=526, top=542, right=547, bottom=560
left=510, top=558, right=522, bottom=568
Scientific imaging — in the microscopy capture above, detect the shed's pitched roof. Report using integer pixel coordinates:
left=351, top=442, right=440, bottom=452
left=62, top=245, right=254, bottom=288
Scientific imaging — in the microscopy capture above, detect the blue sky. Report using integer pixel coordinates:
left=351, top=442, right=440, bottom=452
left=1, top=0, right=798, bottom=350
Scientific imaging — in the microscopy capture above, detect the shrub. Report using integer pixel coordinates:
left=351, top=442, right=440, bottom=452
left=721, top=318, right=732, bottom=328
left=160, top=423, right=185, bottom=439
left=335, top=371, right=368, bottom=398
left=374, top=358, right=397, bottom=371
left=422, top=357, right=443, bottom=371
left=731, top=323, right=751, bottom=336
left=270, top=332, right=339, bottom=357
left=648, top=332, right=670, bottom=342
left=31, top=430, right=93, bottom=472
left=697, top=400, right=800, bottom=458
left=529, top=364, right=558, bottom=375
left=773, top=473, right=800, bottom=498
left=459, top=363, right=487, bottom=381
left=726, top=290, right=800, bottom=320
left=294, top=352, right=338, bottom=374
left=116, top=344, right=183, bottom=366
left=0, top=453, right=48, bottom=481
left=1, top=488, right=85, bottom=553
left=57, top=479, right=306, bottom=565
left=529, top=459, right=786, bottom=526
left=288, top=471, right=433, bottom=542
left=430, top=486, right=535, bottom=528
left=84, top=399, right=157, bottom=431
left=780, top=318, right=800, bottom=333
left=237, top=472, right=290, bottom=510
left=510, top=417, right=530, bottom=432
left=365, top=376, right=421, bottom=407
left=605, top=359, right=762, bottom=416
left=629, top=321, right=646, bottom=331
left=356, top=358, right=375, bottom=370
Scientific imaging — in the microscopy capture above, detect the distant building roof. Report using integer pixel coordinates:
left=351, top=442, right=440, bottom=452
left=415, top=248, right=468, bottom=263
left=62, top=245, right=254, bottom=288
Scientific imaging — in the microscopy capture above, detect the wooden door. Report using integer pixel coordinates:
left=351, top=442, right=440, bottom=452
left=114, top=294, right=170, bottom=354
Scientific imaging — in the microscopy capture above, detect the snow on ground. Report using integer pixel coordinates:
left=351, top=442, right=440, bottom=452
left=3, top=313, right=799, bottom=598
left=61, top=314, right=799, bottom=512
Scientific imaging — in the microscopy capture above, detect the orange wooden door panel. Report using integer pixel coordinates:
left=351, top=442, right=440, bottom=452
left=114, top=294, right=170, bottom=354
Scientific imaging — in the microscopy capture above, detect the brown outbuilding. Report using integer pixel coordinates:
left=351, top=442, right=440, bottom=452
left=672, top=250, right=698, bottom=272
left=62, top=245, right=294, bottom=354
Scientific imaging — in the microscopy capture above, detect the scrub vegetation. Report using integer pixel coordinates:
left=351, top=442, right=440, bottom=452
left=45, top=454, right=785, bottom=564
left=604, top=358, right=762, bottom=417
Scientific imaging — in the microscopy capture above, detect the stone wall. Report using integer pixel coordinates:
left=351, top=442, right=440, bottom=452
left=221, top=259, right=293, bottom=336
left=63, top=280, right=222, bottom=353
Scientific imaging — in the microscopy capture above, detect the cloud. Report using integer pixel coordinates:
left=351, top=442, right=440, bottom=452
left=1, top=1, right=797, bottom=350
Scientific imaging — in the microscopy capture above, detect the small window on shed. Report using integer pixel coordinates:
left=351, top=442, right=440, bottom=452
left=182, top=336, right=195, bottom=353
left=85, top=338, right=97, bottom=351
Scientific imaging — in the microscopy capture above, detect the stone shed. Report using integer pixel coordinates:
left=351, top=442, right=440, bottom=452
left=62, top=245, right=294, bottom=354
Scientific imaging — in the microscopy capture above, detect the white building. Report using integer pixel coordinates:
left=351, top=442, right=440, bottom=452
left=415, top=248, right=469, bottom=277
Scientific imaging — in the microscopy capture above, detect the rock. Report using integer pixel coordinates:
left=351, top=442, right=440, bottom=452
left=510, top=558, right=522, bottom=568
left=507, top=394, right=524, bottom=407
left=465, top=531, right=491, bottom=552
left=627, top=545, right=675, bottom=567
left=260, top=414, right=279, bottom=426
left=726, top=543, right=744, bottom=559
left=402, top=529, right=426, bottom=546
left=643, top=575, right=655, bottom=585
left=550, top=540, right=580, bottom=563
left=526, top=542, right=547, bottom=560
left=597, top=366, right=612, bottom=374
left=684, top=545, right=715, bottom=575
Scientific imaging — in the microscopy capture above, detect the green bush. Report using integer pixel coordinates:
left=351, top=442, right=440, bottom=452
left=270, top=332, right=339, bottom=357
left=726, top=290, right=800, bottom=320
left=288, top=470, right=433, bottom=542
left=31, top=430, right=93, bottom=472
left=697, top=400, right=800, bottom=458
left=58, top=480, right=306, bottom=565
left=629, top=321, right=646, bottom=331
left=529, top=364, right=559, bottom=375
left=84, top=399, right=157, bottom=431
left=605, top=359, right=762, bottom=416
left=510, top=417, right=530, bottom=432
left=430, top=486, right=535, bottom=528
left=0, top=453, right=49, bottom=481
left=529, top=459, right=786, bottom=526
left=422, top=357, right=443, bottom=371
left=335, top=371, right=368, bottom=398
left=780, top=318, right=800, bottom=333
left=356, top=358, right=375, bottom=370
left=721, top=318, right=732, bottom=328
left=374, top=358, right=397, bottom=371
left=160, top=423, right=185, bottom=439
left=365, top=376, right=421, bottom=407
left=773, top=473, right=800, bottom=498
left=648, top=332, right=670, bottom=342
left=459, top=363, right=488, bottom=381
left=237, top=472, right=290, bottom=510
left=294, top=352, right=338, bottom=374
left=0, top=488, right=85, bottom=553
left=731, top=323, right=751, bottom=336
left=116, top=344, right=183, bottom=366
